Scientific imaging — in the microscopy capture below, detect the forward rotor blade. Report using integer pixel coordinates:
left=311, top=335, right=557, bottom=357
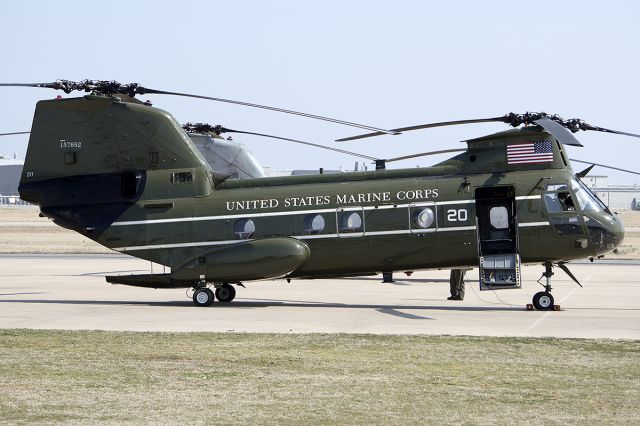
left=0, top=131, right=30, bottom=136
left=336, top=117, right=505, bottom=142
left=385, top=148, right=466, bottom=163
left=336, top=112, right=640, bottom=144
left=213, top=127, right=377, bottom=161
left=581, top=126, right=640, bottom=139
left=0, top=82, right=58, bottom=89
left=570, top=158, right=640, bottom=176
left=336, top=117, right=504, bottom=142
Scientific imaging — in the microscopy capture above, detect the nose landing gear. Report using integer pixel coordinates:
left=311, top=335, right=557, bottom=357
left=532, top=290, right=554, bottom=310
left=531, top=262, right=557, bottom=311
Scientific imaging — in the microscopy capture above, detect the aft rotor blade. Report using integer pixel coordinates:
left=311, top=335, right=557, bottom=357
left=142, top=88, right=394, bottom=134
left=0, top=131, right=30, bottom=136
left=570, top=158, right=640, bottom=176
left=385, top=148, right=466, bottom=163
left=336, top=117, right=505, bottom=142
left=0, top=80, right=395, bottom=134
left=219, top=128, right=377, bottom=161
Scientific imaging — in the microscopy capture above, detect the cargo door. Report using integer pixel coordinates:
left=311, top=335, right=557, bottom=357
left=475, top=186, right=521, bottom=290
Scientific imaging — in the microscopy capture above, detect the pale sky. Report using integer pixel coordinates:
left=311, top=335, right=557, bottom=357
left=1, top=0, right=638, bottom=182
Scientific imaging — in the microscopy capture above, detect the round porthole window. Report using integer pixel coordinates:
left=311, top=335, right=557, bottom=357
left=303, top=214, right=326, bottom=235
left=413, top=207, right=435, bottom=229
left=339, top=211, right=363, bottom=232
left=233, top=218, right=255, bottom=239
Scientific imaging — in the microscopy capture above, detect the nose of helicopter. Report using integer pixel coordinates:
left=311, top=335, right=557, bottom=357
left=599, top=212, right=625, bottom=254
left=612, top=213, right=625, bottom=248
left=584, top=211, right=625, bottom=255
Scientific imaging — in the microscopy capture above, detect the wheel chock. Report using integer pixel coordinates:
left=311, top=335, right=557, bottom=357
left=526, top=304, right=561, bottom=311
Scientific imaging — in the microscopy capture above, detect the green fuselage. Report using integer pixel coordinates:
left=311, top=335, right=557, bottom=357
left=100, top=166, right=623, bottom=278
left=18, top=95, right=624, bottom=285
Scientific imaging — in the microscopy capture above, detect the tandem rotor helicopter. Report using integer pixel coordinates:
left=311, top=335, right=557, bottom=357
left=1, top=79, right=639, bottom=309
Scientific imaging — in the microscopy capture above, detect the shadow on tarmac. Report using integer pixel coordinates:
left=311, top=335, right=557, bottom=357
left=0, top=298, right=526, bottom=312
left=342, top=277, right=451, bottom=284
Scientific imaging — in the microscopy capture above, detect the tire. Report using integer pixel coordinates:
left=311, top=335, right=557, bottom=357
left=532, top=291, right=554, bottom=311
left=215, top=284, right=236, bottom=303
left=193, top=288, right=215, bottom=307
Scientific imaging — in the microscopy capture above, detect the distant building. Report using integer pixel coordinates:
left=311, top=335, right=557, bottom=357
left=0, top=154, right=23, bottom=196
left=574, top=175, right=640, bottom=210
left=581, top=175, right=608, bottom=189
left=593, top=185, right=640, bottom=211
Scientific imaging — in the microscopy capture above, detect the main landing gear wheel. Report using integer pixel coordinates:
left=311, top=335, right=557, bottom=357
left=215, top=284, right=236, bottom=303
left=533, top=291, right=554, bottom=311
left=193, top=288, right=215, bottom=307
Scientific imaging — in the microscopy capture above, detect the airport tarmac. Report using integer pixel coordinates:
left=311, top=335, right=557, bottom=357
left=0, top=254, right=638, bottom=338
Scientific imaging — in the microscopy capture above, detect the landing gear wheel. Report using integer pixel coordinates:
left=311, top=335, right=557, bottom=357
left=533, top=291, right=554, bottom=311
left=215, top=284, right=236, bottom=303
left=193, top=288, right=215, bottom=307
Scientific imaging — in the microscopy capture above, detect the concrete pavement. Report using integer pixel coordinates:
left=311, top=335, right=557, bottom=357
left=0, top=254, right=638, bottom=338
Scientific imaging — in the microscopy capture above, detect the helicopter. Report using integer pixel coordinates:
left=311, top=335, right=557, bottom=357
left=1, top=79, right=638, bottom=310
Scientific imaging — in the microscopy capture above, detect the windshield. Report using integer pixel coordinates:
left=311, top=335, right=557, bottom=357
left=571, top=178, right=606, bottom=212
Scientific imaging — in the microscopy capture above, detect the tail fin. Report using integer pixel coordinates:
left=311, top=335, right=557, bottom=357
left=19, top=94, right=210, bottom=234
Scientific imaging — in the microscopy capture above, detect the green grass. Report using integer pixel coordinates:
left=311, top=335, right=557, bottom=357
left=0, top=331, right=638, bottom=425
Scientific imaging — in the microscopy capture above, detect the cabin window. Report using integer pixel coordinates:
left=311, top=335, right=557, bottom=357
left=233, top=219, right=255, bottom=239
left=412, top=207, right=435, bottom=229
left=339, top=211, right=363, bottom=233
left=489, top=206, right=509, bottom=229
left=303, top=214, right=326, bottom=235
left=170, top=172, right=193, bottom=184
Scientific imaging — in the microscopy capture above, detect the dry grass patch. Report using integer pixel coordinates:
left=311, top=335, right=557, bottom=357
left=0, top=331, right=638, bottom=424
left=613, top=211, right=640, bottom=259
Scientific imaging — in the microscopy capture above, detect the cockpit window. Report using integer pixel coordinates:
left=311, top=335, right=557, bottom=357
left=571, top=179, right=607, bottom=212
left=546, top=184, right=569, bottom=192
left=543, top=184, right=576, bottom=213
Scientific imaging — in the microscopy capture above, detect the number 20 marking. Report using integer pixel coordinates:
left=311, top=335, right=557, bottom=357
left=447, top=209, right=468, bottom=222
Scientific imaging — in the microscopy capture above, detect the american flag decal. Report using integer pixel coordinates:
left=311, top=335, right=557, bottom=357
left=507, top=140, right=554, bottom=164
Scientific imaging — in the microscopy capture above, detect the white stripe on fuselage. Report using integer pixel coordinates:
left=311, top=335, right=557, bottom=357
left=111, top=199, right=476, bottom=227
left=111, top=222, right=549, bottom=252
left=114, top=196, right=541, bottom=227
left=518, top=221, right=550, bottom=227
left=109, top=196, right=549, bottom=252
